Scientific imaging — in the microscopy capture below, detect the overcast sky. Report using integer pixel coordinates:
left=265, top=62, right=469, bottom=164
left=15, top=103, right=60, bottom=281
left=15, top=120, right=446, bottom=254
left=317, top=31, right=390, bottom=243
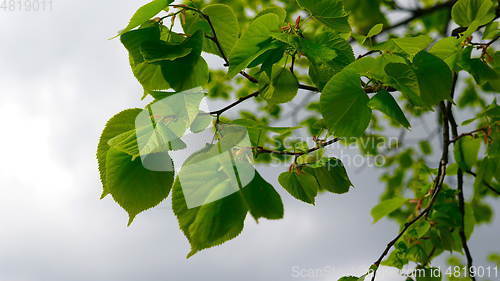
left=0, top=1, right=498, bottom=281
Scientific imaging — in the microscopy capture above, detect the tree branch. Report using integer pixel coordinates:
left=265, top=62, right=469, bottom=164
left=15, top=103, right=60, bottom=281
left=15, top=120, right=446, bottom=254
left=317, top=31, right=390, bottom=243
left=209, top=91, right=260, bottom=116
left=374, top=1, right=456, bottom=39
left=449, top=127, right=489, bottom=144
left=370, top=102, right=451, bottom=281
left=465, top=170, right=500, bottom=196
left=447, top=90, right=476, bottom=280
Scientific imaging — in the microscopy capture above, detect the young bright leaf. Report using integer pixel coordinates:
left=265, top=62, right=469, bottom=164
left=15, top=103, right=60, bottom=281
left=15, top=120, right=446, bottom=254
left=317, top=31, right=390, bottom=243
left=371, top=197, right=407, bottom=223
left=454, top=135, right=482, bottom=171
left=346, top=54, right=406, bottom=84
left=320, top=70, right=372, bottom=137
left=256, top=7, right=287, bottom=23
left=172, top=176, right=247, bottom=258
left=367, top=23, right=384, bottom=38
left=260, top=66, right=299, bottom=104
left=429, top=37, right=462, bottom=70
left=361, top=23, right=384, bottom=44
left=105, top=148, right=174, bottom=226
left=172, top=139, right=282, bottom=256
left=202, top=4, right=240, bottom=57
left=278, top=171, right=319, bottom=204
left=376, top=35, right=433, bottom=57
left=451, top=0, right=496, bottom=27
left=120, top=25, right=171, bottom=91
left=464, top=203, right=475, bottom=239
left=306, top=158, right=353, bottom=194
left=116, top=0, right=173, bottom=37
left=368, top=90, right=411, bottom=129
left=227, top=14, right=281, bottom=78
left=97, top=109, right=142, bottom=198
left=413, top=51, right=453, bottom=106
left=296, top=0, right=351, bottom=33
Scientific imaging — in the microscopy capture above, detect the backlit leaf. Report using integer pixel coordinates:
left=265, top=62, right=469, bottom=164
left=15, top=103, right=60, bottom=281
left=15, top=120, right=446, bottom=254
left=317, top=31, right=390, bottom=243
left=320, top=70, right=372, bottom=137
left=371, top=197, right=407, bottom=223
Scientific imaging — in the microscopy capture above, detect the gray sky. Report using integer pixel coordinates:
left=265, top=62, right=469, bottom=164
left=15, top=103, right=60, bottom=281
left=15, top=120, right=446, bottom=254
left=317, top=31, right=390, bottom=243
left=0, top=1, right=498, bottom=281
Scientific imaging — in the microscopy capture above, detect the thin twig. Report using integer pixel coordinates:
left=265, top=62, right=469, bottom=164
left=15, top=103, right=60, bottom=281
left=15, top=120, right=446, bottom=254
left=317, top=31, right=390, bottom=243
left=370, top=102, right=450, bottom=281
left=465, top=171, right=500, bottom=196
left=449, top=127, right=489, bottom=144
left=209, top=91, right=260, bottom=116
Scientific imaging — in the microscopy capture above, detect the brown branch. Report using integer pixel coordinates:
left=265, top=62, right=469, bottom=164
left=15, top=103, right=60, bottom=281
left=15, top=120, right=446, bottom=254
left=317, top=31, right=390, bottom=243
left=209, top=91, right=260, bottom=116
left=370, top=102, right=451, bottom=281
left=449, top=127, right=489, bottom=144
left=447, top=97, right=477, bottom=281
left=299, top=84, right=397, bottom=94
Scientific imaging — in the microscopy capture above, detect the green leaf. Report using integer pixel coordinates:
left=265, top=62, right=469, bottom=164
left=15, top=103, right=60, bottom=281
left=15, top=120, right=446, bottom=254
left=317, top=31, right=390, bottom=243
left=306, top=158, right=353, bottom=194
left=190, top=113, right=213, bottom=133
left=384, top=63, right=423, bottom=106
left=413, top=51, right=453, bottom=106
left=429, top=37, right=462, bottom=70
left=120, top=25, right=171, bottom=91
left=140, top=40, right=192, bottom=63
left=97, top=109, right=142, bottom=198
left=464, top=203, right=475, bottom=239
left=308, top=32, right=355, bottom=90
left=278, top=171, right=319, bottom=204
left=242, top=172, right=284, bottom=221
left=347, top=54, right=406, bottom=84
left=202, top=4, right=240, bottom=57
left=298, top=38, right=338, bottom=64
left=371, top=197, right=407, bottom=223
left=458, top=47, right=499, bottom=85
left=116, top=0, right=173, bottom=37
left=162, top=31, right=209, bottom=91
left=172, top=176, right=247, bottom=258
left=172, top=138, right=283, bottom=256
left=296, top=0, right=351, bottom=33
left=366, top=23, right=384, bottom=38
left=256, top=7, right=287, bottom=23
left=320, top=70, right=372, bottom=137
left=108, top=90, right=206, bottom=158
left=369, top=90, right=411, bottom=128
left=105, top=148, right=174, bottom=225
left=260, top=66, right=299, bottom=104
left=483, top=21, right=500, bottom=40
left=227, top=14, right=281, bottom=78
left=451, top=0, right=496, bottom=27
left=454, top=135, right=482, bottom=171
left=376, top=35, right=433, bottom=57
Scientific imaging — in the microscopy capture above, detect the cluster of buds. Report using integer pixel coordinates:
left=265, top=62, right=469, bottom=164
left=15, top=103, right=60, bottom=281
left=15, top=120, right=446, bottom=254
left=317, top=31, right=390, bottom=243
left=280, top=16, right=303, bottom=35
